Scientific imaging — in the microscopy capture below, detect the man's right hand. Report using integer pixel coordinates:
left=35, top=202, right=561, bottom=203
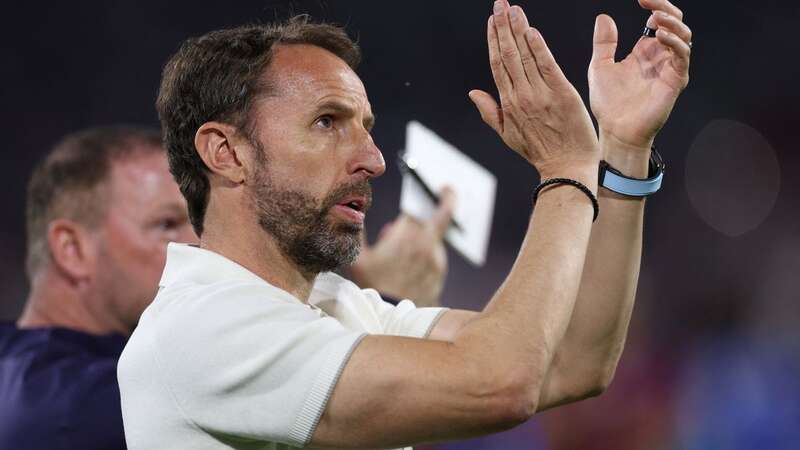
left=468, top=0, right=600, bottom=181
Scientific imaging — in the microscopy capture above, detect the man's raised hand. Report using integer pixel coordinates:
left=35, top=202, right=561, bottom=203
left=469, top=0, right=600, bottom=180
left=589, top=0, right=692, bottom=151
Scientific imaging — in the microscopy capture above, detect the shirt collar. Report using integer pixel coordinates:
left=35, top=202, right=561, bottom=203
left=159, top=243, right=354, bottom=306
left=160, top=243, right=275, bottom=289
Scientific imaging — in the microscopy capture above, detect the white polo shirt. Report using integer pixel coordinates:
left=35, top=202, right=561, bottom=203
left=118, top=243, right=446, bottom=450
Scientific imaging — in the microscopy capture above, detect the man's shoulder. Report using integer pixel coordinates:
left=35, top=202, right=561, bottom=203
left=129, top=278, right=322, bottom=363
left=0, top=325, right=125, bottom=450
left=119, top=274, right=367, bottom=448
left=153, top=277, right=303, bottom=320
left=0, top=324, right=124, bottom=369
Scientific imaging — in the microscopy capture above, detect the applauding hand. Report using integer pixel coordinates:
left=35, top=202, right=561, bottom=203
left=469, top=0, right=600, bottom=181
left=589, top=0, right=692, bottom=151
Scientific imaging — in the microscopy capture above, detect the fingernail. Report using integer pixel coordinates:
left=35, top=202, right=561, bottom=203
left=510, top=6, right=520, bottom=20
left=493, top=1, right=502, bottom=15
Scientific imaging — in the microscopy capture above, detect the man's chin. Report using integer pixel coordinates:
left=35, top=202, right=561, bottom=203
left=335, top=222, right=363, bottom=235
left=284, top=226, right=362, bottom=274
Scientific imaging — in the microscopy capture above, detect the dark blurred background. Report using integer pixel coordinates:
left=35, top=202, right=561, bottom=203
left=1, top=1, right=798, bottom=449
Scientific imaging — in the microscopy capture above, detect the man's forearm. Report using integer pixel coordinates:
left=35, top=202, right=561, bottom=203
left=537, top=134, right=650, bottom=410
left=451, top=165, right=598, bottom=411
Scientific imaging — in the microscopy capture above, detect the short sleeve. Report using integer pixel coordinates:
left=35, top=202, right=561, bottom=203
left=361, top=289, right=448, bottom=338
left=152, top=283, right=365, bottom=447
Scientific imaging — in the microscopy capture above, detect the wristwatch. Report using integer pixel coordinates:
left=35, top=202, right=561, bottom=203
left=598, top=147, right=665, bottom=197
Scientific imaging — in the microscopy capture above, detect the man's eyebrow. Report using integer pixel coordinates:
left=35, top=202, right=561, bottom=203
left=153, top=202, right=189, bottom=218
left=316, top=99, right=376, bottom=132
left=316, top=99, right=354, bottom=115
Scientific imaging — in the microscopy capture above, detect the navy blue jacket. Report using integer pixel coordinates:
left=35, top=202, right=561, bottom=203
left=0, top=322, right=127, bottom=449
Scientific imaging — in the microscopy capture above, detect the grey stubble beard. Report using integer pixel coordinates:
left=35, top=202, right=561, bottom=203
left=250, top=149, right=371, bottom=274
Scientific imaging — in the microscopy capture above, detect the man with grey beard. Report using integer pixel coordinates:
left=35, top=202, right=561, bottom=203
left=0, top=125, right=448, bottom=450
left=119, top=0, right=692, bottom=447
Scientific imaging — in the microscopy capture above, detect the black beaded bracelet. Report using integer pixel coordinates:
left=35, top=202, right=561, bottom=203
left=533, top=178, right=599, bottom=222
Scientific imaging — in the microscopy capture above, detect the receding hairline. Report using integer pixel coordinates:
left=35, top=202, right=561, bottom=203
left=264, top=42, right=365, bottom=89
left=241, top=43, right=372, bottom=130
left=35, top=140, right=165, bottom=235
left=63, top=140, right=166, bottom=215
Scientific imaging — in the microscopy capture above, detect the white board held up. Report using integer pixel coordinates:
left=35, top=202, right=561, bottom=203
left=399, top=121, right=497, bottom=266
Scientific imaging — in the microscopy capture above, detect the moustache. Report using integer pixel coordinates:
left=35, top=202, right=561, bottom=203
left=322, top=180, right=373, bottom=213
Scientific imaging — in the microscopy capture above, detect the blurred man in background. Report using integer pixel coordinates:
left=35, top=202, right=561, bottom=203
left=0, top=125, right=196, bottom=449
left=0, top=125, right=452, bottom=449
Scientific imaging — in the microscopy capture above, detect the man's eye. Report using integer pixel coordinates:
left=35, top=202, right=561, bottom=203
left=156, top=217, right=187, bottom=231
left=158, top=219, right=178, bottom=230
left=315, top=115, right=334, bottom=129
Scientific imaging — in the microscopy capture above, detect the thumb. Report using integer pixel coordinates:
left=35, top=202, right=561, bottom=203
left=591, top=14, right=618, bottom=65
left=468, top=90, right=503, bottom=134
left=377, top=220, right=396, bottom=242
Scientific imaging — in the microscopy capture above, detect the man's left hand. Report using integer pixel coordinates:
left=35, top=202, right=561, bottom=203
left=589, top=0, right=691, bottom=152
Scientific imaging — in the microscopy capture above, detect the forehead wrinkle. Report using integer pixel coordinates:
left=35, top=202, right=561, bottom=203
left=280, top=76, right=369, bottom=110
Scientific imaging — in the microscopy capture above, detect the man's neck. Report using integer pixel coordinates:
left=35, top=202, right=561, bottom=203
left=18, top=274, right=128, bottom=336
left=200, top=222, right=317, bottom=303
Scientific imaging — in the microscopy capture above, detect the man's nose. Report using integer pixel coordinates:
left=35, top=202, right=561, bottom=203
left=347, top=134, right=386, bottom=179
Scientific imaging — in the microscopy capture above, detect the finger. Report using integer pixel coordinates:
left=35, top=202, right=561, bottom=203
left=524, top=27, right=567, bottom=89
left=644, top=12, right=657, bottom=30
left=591, top=14, right=619, bottom=65
left=468, top=90, right=503, bottom=133
left=653, top=11, right=692, bottom=44
left=377, top=221, right=395, bottom=242
left=639, top=0, right=684, bottom=21
left=487, top=16, right=513, bottom=107
left=512, top=4, right=530, bottom=28
left=509, top=5, right=544, bottom=86
left=430, top=187, right=457, bottom=239
left=492, top=0, right=529, bottom=86
left=656, top=28, right=691, bottom=74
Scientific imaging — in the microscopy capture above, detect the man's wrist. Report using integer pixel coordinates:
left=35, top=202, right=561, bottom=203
left=599, top=132, right=651, bottom=179
left=538, top=160, right=600, bottom=195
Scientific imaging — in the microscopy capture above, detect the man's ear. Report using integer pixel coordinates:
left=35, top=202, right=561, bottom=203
left=194, top=122, right=249, bottom=185
left=46, top=219, right=96, bottom=283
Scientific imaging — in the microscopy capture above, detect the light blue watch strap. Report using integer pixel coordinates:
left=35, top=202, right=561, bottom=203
left=601, top=170, right=663, bottom=197
left=600, top=147, right=665, bottom=197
